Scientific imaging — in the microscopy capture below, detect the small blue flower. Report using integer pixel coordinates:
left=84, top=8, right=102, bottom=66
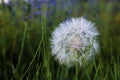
left=22, top=6, right=27, bottom=11
left=34, top=11, right=41, bottom=16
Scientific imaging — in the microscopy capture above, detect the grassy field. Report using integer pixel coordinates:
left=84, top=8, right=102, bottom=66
left=0, top=1, right=120, bottom=80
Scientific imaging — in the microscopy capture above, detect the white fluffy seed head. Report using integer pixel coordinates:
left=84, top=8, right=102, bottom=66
left=51, top=17, right=100, bottom=67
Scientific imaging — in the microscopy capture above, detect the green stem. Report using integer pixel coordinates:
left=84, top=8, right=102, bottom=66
left=74, top=50, right=79, bottom=80
left=20, top=36, right=43, bottom=80
left=14, top=22, right=27, bottom=79
left=75, top=63, right=79, bottom=80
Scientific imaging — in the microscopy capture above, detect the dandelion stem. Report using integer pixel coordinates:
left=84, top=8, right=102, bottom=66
left=75, top=63, right=79, bottom=80
left=74, top=50, right=79, bottom=80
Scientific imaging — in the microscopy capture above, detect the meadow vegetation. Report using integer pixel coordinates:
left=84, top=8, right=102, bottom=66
left=0, top=0, right=120, bottom=80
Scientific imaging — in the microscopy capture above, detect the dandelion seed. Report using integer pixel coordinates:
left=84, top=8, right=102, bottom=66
left=51, top=17, right=100, bottom=67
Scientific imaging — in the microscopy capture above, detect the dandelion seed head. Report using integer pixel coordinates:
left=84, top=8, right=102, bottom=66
left=51, top=17, right=100, bottom=67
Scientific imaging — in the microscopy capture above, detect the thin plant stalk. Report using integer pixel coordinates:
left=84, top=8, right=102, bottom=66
left=14, top=22, right=27, bottom=79
left=20, top=35, right=43, bottom=80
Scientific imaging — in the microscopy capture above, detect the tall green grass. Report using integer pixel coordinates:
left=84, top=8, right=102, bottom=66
left=0, top=1, right=120, bottom=80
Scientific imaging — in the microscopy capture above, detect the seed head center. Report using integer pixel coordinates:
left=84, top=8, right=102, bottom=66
left=69, top=37, right=83, bottom=50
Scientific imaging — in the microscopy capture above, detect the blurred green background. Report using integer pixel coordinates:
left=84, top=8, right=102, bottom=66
left=0, top=0, right=120, bottom=80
